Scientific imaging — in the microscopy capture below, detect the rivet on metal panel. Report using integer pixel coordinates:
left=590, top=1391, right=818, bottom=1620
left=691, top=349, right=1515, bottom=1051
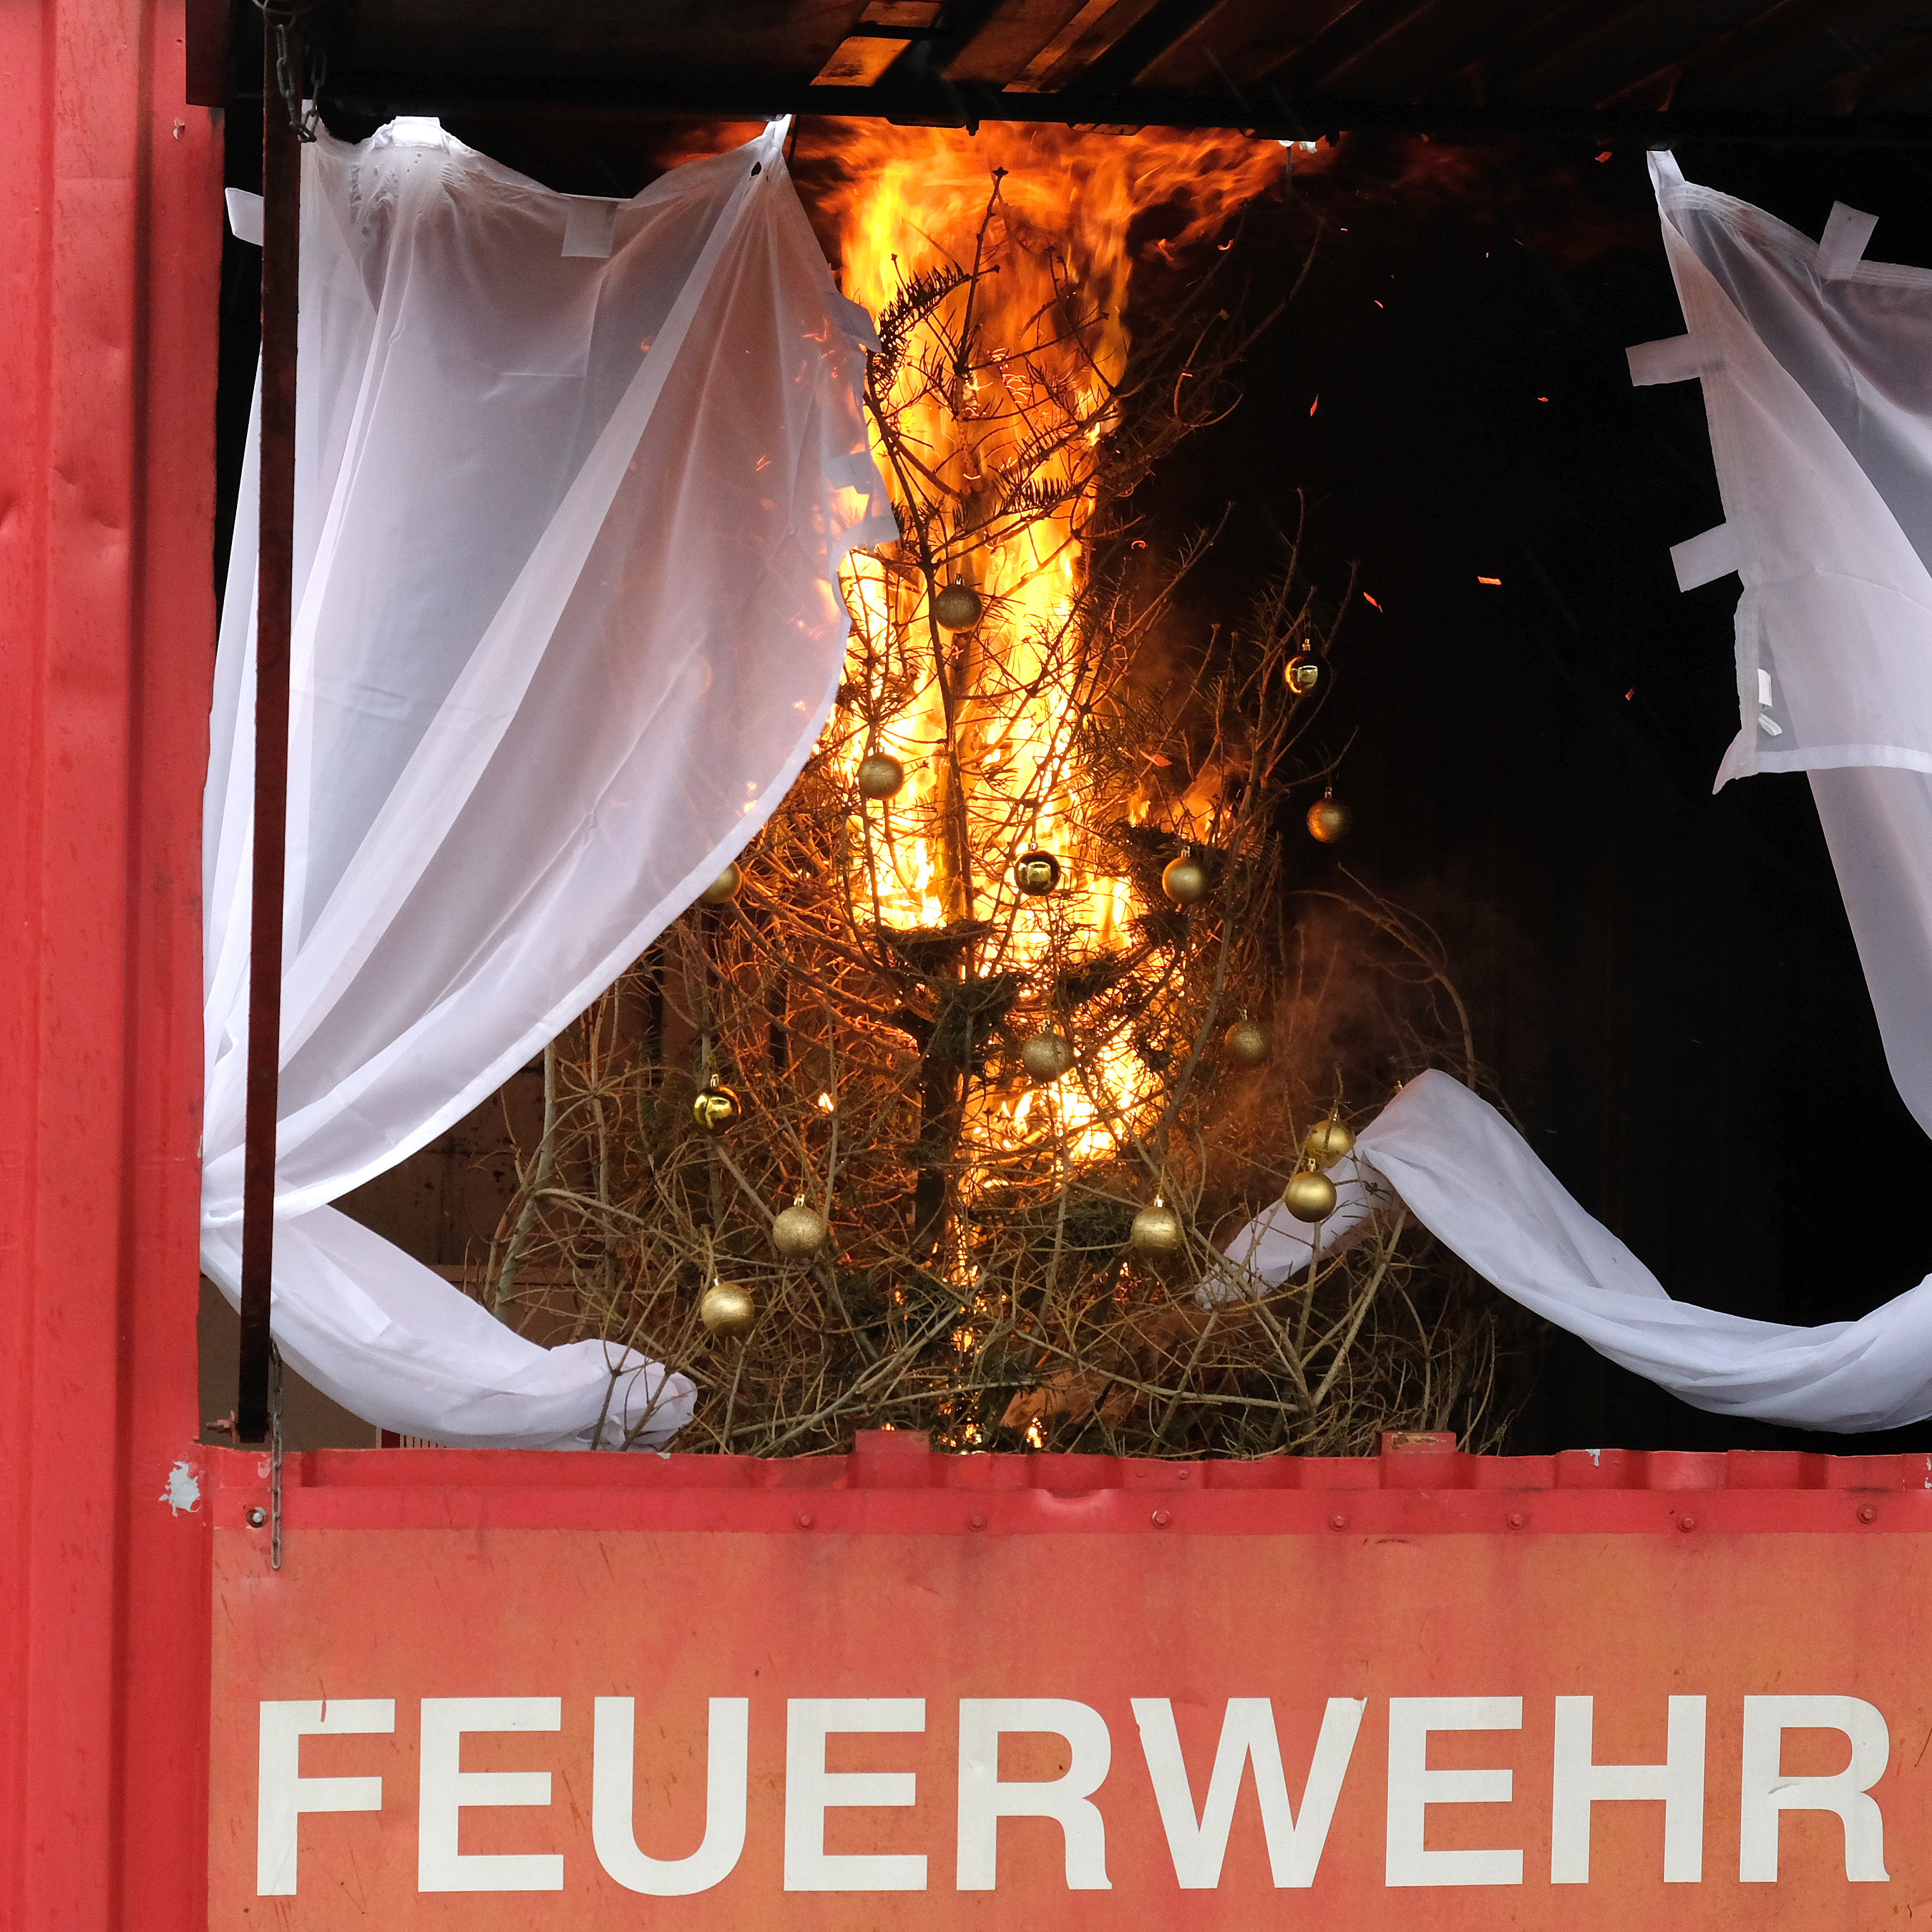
left=1328, top=1513, right=1347, bottom=1531
left=1151, top=1508, right=1171, bottom=1526
left=245, top=1506, right=266, bottom=1528
left=1859, top=1503, right=1878, bottom=1523
left=969, top=1513, right=986, bottom=1529
left=1507, top=1511, right=1526, bottom=1528
left=1678, top=1514, right=1697, bottom=1532
left=796, top=1512, right=814, bottom=1528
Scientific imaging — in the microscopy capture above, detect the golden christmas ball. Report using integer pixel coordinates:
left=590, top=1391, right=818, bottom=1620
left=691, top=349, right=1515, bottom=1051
left=1130, top=1201, right=1185, bottom=1258
left=1284, top=654, right=1322, bottom=695
left=1307, top=794, right=1352, bottom=844
left=1224, top=1018, right=1270, bottom=1066
left=1303, top=1116, right=1355, bottom=1170
left=1013, top=849, right=1062, bottom=896
left=1161, top=854, right=1209, bottom=905
left=1020, top=1030, right=1074, bottom=1083
left=700, top=1280, right=756, bottom=1340
left=1283, top=1166, right=1338, bottom=1224
left=771, top=1201, right=829, bottom=1259
left=699, top=860, right=742, bottom=904
left=932, top=581, right=983, bottom=630
left=692, top=1083, right=741, bottom=1133
left=857, top=751, right=907, bottom=801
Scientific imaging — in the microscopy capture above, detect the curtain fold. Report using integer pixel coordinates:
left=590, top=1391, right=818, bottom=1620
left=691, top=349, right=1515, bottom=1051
left=1216, top=161, right=1932, bottom=1432
left=203, top=117, right=893, bottom=1448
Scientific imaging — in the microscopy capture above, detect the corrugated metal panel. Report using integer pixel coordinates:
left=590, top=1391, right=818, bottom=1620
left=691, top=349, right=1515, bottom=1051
left=0, top=2, right=220, bottom=1928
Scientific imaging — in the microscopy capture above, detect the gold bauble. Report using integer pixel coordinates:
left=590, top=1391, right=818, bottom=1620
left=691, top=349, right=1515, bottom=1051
left=1284, top=654, right=1322, bottom=695
left=1283, top=1166, right=1338, bottom=1223
left=1013, top=849, right=1061, bottom=896
left=857, top=752, right=907, bottom=801
left=932, top=581, right=983, bottom=630
left=699, top=860, right=742, bottom=904
left=700, top=1280, right=756, bottom=1339
left=1307, top=794, right=1352, bottom=844
left=691, top=1083, right=741, bottom=1133
left=1224, top=1018, right=1269, bottom=1066
left=1161, top=854, right=1209, bottom=905
left=1130, top=1201, right=1184, bottom=1258
left=1020, top=1030, right=1073, bottom=1083
left=1303, top=1116, right=1355, bottom=1169
left=771, top=1202, right=829, bottom=1259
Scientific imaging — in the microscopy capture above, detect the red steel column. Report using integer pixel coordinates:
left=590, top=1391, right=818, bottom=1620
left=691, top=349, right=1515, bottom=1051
left=0, top=1, right=221, bottom=1926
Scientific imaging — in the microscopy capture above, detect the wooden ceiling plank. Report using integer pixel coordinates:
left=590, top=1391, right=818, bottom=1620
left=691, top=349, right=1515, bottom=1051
left=1435, top=0, right=1640, bottom=100
left=1304, top=0, right=1570, bottom=97
left=1010, top=0, right=1133, bottom=88
left=1123, top=0, right=1360, bottom=93
left=1458, top=0, right=1719, bottom=100
left=1593, top=0, right=1891, bottom=109
left=1128, top=0, right=1281, bottom=89
left=945, top=0, right=1098, bottom=85
left=1024, top=0, right=1174, bottom=93
left=1663, top=0, right=1932, bottom=110
left=860, top=1, right=944, bottom=26
left=813, top=33, right=914, bottom=83
left=1059, top=0, right=1247, bottom=93
left=1252, top=0, right=1485, bottom=95
left=314, top=65, right=1932, bottom=139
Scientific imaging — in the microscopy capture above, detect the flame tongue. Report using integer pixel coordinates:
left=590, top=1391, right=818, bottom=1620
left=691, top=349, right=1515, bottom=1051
left=828, top=124, right=1283, bottom=1163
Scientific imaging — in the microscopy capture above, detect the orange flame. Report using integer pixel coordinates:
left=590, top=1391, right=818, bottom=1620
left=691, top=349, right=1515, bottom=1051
left=825, top=125, right=1286, bottom=1168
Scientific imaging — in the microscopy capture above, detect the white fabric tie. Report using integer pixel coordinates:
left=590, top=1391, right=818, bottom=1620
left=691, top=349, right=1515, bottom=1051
left=1670, top=522, right=1740, bottom=591
left=1818, top=201, right=1878, bottom=280
left=1626, top=333, right=1706, bottom=386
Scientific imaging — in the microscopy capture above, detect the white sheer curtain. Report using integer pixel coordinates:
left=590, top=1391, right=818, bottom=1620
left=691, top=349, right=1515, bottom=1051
left=203, top=117, right=892, bottom=1448
left=1216, top=160, right=1932, bottom=1432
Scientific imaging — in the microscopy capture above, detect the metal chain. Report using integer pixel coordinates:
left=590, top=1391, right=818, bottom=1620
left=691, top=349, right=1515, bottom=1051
left=268, top=1342, right=286, bottom=1571
left=254, top=0, right=326, bottom=142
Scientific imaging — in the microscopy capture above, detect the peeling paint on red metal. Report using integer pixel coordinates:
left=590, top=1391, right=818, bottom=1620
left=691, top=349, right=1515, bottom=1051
left=0, top=4, right=220, bottom=1928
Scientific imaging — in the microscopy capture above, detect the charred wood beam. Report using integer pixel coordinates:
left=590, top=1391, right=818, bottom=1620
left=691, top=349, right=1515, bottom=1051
left=306, top=71, right=1932, bottom=143
left=238, top=22, right=303, bottom=1445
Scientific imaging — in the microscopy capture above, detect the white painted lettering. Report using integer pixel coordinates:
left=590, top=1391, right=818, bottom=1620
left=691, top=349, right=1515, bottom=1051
left=418, top=1697, right=564, bottom=1893
left=1740, top=1694, right=1890, bottom=1883
left=1385, top=1696, right=1523, bottom=1887
left=957, top=1698, right=1111, bottom=1890
left=1133, top=1696, right=1364, bottom=1888
left=256, top=1698, right=394, bottom=1896
left=1550, top=1694, right=1704, bottom=1883
left=593, top=1697, right=747, bottom=1893
left=784, top=1697, right=927, bottom=1890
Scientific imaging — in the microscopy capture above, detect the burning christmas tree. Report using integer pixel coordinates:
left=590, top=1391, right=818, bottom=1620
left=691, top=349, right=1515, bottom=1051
left=489, top=127, right=1525, bottom=1455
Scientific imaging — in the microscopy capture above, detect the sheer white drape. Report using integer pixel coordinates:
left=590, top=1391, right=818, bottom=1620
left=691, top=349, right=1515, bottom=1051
left=1216, top=161, right=1932, bottom=1431
left=203, top=117, right=892, bottom=1447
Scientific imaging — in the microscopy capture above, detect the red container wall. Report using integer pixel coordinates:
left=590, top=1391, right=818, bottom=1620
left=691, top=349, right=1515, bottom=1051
left=5, top=14, right=1932, bottom=1930
left=0, top=4, right=220, bottom=1928
left=203, top=1434, right=1932, bottom=1932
